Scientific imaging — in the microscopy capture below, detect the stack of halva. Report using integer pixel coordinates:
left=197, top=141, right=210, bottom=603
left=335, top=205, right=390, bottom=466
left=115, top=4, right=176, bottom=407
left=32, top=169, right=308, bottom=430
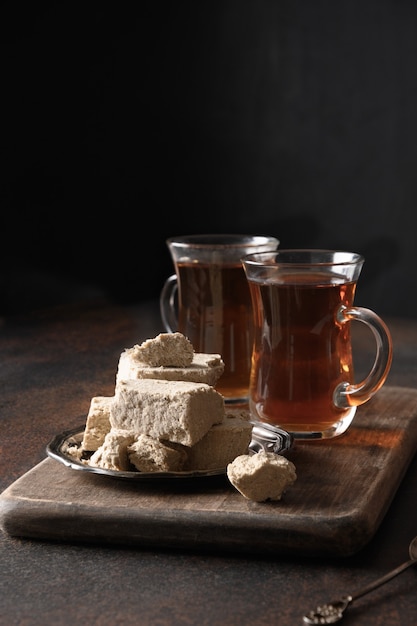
left=73, top=332, right=296, bottom=501
left=78, top=333, right=252, bottom=473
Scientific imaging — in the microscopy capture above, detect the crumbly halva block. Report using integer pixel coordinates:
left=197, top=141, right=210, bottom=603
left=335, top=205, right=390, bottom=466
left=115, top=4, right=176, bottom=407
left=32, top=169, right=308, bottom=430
left=186, top=409, right=253, bottom=470
left=227, top=452, right=297, bottom=502
left=116, top=350, right=225, bottom=386
left=89, top=429, right=136, bottom=471
left=81, top=396, right=113, bottom=451
left=128, top=434, right=188, bottom=472
left=129, top=332, right=194, bottom=367
left=63, top=442, right=84, bottom=461
left=110, top=378, right=224, bottom=446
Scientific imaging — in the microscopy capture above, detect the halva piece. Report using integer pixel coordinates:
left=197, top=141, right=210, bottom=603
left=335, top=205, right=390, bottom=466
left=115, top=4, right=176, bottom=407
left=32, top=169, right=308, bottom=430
left=110, top=378, right=224, bottom=446
left=116, top=349, right=225, bottom=386
left=128, top=434, right=187, bottom=472
left=129, top=332, right=194, bottom=367
left=186, top=409, right=253, bottom=470
left=81, top=396, right=113, bottom=451
left=227, top=452, right=297, bottom=502
left=89, top=429, right=136, bottom=471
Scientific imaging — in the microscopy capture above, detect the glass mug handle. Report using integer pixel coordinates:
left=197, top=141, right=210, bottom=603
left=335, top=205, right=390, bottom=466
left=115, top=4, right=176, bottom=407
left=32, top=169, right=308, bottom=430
left=333, top=305, right=393, bottom=409
left=160, top=274, right=178, bottom=333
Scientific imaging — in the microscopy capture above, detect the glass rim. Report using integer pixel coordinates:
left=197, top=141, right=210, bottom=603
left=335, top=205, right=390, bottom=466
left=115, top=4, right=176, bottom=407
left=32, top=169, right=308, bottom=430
left=166, top=234, right=279, bottom=249
left=242, top=249, right=364, bottom=267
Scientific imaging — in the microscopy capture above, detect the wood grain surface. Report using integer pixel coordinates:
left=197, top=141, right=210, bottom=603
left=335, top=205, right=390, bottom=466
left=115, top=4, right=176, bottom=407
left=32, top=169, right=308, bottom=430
left=1, top=385, right=417, bottom=557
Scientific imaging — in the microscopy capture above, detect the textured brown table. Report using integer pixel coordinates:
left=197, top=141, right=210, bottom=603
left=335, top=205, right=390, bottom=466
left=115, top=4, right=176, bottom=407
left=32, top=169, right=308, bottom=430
left=1, top=298, right=417, bottom=625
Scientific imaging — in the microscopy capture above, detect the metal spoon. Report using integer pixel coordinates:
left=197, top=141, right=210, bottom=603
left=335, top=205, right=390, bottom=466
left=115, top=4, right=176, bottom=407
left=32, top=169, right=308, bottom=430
left=248, top=422, right=293, bottom=455
left=303, top=535, right=417, bottom=624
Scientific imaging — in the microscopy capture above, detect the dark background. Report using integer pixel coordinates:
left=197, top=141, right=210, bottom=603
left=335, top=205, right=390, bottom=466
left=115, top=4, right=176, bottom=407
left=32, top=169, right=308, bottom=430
left=2, top=1, right=417, bottom=317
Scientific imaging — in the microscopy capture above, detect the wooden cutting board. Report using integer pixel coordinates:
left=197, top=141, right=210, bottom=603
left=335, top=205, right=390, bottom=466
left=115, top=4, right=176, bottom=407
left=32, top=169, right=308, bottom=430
left=1, top=385, right=417, bottom=557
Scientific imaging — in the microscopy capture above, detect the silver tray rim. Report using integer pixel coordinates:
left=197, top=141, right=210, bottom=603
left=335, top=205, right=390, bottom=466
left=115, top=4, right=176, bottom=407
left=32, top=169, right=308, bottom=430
left=46, top=425, right=227, bottom=480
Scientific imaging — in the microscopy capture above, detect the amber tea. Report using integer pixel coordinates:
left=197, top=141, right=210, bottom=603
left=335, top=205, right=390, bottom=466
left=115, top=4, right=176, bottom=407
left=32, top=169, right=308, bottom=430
left=160, top=234, right=279, bottom=404
left=248, top=272, right=356, bottom=432
left=176, top=261, right=253, bottom=401
left=243, top=250, right=392, bottom=439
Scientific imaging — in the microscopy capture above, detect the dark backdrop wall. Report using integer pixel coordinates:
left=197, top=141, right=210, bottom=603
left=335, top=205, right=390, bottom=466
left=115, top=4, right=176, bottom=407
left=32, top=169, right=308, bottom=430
left=2, top=1, right=417, bottom=317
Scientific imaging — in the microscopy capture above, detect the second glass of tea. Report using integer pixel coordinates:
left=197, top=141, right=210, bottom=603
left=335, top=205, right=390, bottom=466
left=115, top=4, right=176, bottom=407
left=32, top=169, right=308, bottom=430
left=160, top=234, right=279, bottom=404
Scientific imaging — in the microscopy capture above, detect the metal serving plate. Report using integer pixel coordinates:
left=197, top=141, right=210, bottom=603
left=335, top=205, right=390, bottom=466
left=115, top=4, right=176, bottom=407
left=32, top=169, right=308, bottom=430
left=47, top=422, right=293, bottom=481
left=46, top=426, right=227, bottom=480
